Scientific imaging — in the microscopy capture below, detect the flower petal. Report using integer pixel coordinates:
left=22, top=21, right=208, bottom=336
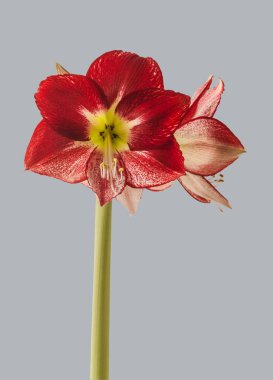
left=35, top=75, right=108, bottom=141
left=148, top=182, right=173, bottom=192
left=25, top=120, right=92, bottom=183
left=81, top=180, right=91, bottom=188
left=183, top=76, right=224, bottom=124
left=179, top=172, right=231, bottom=208
left=175, top=117, right=245, bottom=176
left=55, top=63, right=69, bottom=75
left=190, top=75, right=213, bottom=105
left=116, top=88, right=190, bottom=150
left=86, top=50, right=164, bottom=105
left=116, top=186, right=143, bottom=214
left=121, top=138, right=185, bottom=188
left=86, top=150, right=126, bottom=205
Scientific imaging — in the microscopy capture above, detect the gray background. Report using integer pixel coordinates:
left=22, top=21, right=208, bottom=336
left=1, top=1, right=272, bottom=379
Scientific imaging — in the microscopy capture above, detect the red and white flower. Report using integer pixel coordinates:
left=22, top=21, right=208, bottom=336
left=25, top=51, right=190, bottom=205
left=120, top=75, right=245, bottom=212
left=175, top=75, right=245, bottom=208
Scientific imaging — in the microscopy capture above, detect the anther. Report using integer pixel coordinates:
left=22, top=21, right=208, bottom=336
left=118, top=167, right=124, bottom=180
left=208, top=173, right=225, bottom=187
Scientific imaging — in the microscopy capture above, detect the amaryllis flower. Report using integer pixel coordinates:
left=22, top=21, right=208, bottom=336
left=25, top=51, right=190, bottom=205
left=55, top=63, right=165, bottom=214
left=121, top=75, right=245, bottom=212
left=175, top=75, right=245, bottom=208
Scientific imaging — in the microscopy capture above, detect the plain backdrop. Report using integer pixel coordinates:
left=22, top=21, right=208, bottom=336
left=1, top=1, right=272, bottom=379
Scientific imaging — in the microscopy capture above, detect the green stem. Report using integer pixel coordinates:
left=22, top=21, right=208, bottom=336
left=90, top=199, right=112, bottom=380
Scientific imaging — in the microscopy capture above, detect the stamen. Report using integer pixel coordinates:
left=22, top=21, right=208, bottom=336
left=208, top=173, right=225, bottom=187
left=112, top=158, right=117, bottom=177
left=99, top=159, right=122, bottom=181
left=100, top=162, right=105, bottom=178
left=118, top=167, right=124, bottom=180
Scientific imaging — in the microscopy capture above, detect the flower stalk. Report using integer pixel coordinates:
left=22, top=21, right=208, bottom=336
left=90, top=199, right=112, bottom=380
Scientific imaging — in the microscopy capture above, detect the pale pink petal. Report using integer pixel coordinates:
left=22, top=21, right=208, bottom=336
left=190, top=75, right=213, bottom=105
left=148, top=182, right=173, bottom=192
left=183, top=76, right=224, bottom=124
left=82, top=180, right=91, bottom=188
left=116, top=186, right=143, bottom=214
left=178, top=172, right=231, bottom=208
left=175, top=117, right=245, bottom=176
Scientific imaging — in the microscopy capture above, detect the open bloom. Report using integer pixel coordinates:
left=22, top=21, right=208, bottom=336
left=25, top=51, right=190, bottom=205
left=121, top=75, right=245, bottom=212
left=175, top=75, right=245, bottom=208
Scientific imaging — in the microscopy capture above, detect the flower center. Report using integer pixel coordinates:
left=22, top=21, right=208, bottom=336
left=82, top=106, right=129, bottom=180
left=98, top=128, right=120, bottom=180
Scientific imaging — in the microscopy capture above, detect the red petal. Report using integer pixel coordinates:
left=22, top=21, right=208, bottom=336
left=25, top=120, right=92, bottom=183
left=121, top=138, right=185, bottom=188
left=116, top=186, right=143, bottom=214
left=175, top=117, right=245, bottom=176
left=116, top=88, right=190, bottom=150
left=86, top=150, right=126, bottom=205
left=86, top=50, right=164, bottom=105
left=179, top=172, right=231, bottom=208
left=183, top=76, right=224, bottom=124
left=35, top=75, right=108, bottom=141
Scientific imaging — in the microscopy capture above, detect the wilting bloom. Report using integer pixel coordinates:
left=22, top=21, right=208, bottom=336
left=175, top=75, right=245, bottom=208
left=25, top=51, right=190, bottom=205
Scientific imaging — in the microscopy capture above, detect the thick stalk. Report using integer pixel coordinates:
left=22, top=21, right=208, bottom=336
left=90, top=199, right=112, bottom=380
